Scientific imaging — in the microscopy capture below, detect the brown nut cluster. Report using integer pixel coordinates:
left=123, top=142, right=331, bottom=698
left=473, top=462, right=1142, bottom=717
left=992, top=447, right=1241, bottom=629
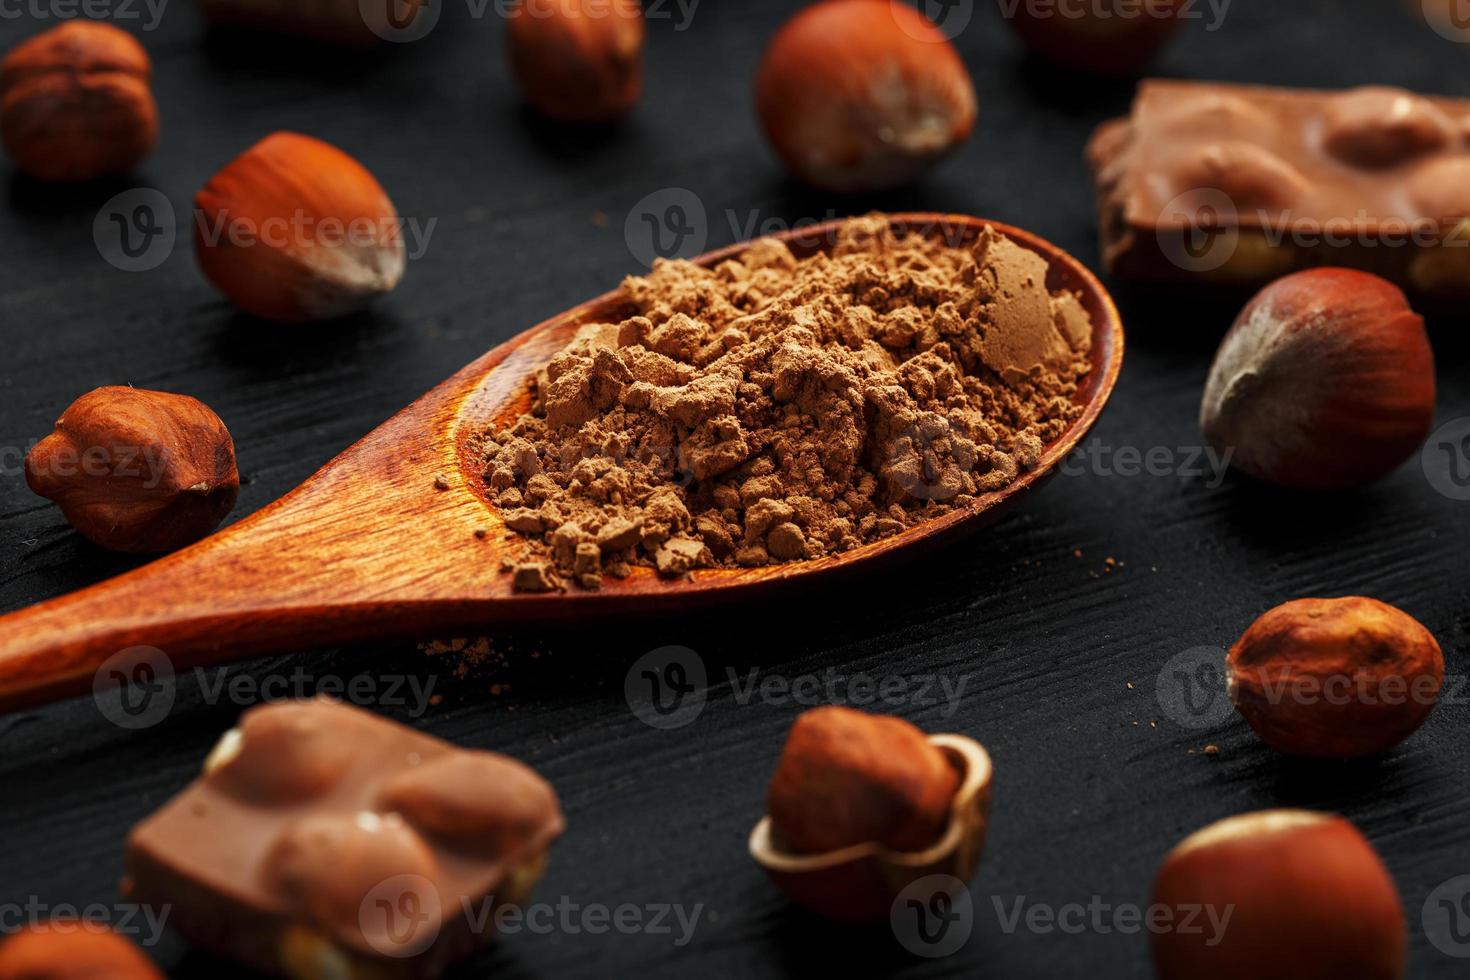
left=26, top=387, right=239, bottom=554
left=195, top=132, right=406, bottom=323
left=0, top=22, right=158, bottom=182
left=1002, top=0, right=1185, bottom=76
left=0, top=922, right=162, bottom=980
left=506, top=0, right=644, bottom=124
left=1151, top=810, right=1406, bottom=980
left=755, top=0, right=976, bottom=192
left=1226, top=596, right=1444, bottom=759
left=766, top=705, right=959, bottom=854
left=1200, top=268, right=1436, bottom=491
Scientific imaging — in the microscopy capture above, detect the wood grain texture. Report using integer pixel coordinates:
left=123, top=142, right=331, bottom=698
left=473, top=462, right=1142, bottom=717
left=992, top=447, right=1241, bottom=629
left=0, top=3, right=1468, bottom=979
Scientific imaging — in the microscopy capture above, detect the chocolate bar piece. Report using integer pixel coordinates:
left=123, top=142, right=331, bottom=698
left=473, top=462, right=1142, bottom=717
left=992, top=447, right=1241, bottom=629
left=123, top=698, right=563, bottom=980
left=1088, top=79, right=1470, bottom=299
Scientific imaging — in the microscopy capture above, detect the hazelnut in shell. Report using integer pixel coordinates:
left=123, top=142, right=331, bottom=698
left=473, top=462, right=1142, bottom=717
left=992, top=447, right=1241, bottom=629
left=195, top=132, right=406, bottom=323
left=1151, top=810, right=1406, bottom=980
left=755, top=0, right=976, bottom=193
left=1001, top=0, right=1185, bottom=76
left=0, top=22, right=158, bottom=182
left=505, top=0, right=644, bottom=124
left=1200, top=268, right=1435, bottom=491
left=0, top=923, right=162, bottom=979
left=1227, top=596, right=1443, bottom=759
left=26, top=387, right=239, bottom=554
left=750, top=707, right=993, bottom=923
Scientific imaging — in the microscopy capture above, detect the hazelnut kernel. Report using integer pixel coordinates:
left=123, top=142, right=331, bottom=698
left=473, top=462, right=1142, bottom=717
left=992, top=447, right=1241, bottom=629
left=0, top=22, right=158, bottom=182
left=766, top=705, right=958, bottom=854
left=25, top=386, right=239, bottom=554
left=1227, top=596, right=1443, bottom=758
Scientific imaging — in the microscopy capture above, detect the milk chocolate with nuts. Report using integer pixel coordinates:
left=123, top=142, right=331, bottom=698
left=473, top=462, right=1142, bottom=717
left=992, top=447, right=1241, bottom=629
left=123, top=698, right=563, bottom=980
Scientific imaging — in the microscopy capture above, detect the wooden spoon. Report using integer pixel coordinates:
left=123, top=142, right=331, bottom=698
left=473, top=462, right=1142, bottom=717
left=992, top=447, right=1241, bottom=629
left=0, top=214, right=1124, bottom=712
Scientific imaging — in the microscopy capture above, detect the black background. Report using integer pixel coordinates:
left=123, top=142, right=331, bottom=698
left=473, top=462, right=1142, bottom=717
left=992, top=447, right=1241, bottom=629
left=2, top=0, right=1470, bottom=977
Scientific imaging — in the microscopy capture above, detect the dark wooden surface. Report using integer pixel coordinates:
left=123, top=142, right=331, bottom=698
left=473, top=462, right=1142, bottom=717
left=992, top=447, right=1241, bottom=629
left=1, top=1, right=1468, bottom=977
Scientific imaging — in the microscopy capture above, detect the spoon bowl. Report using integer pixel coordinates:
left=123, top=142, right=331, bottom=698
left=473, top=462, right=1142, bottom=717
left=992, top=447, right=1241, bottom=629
left=0, top=214, right=1123, bottom=711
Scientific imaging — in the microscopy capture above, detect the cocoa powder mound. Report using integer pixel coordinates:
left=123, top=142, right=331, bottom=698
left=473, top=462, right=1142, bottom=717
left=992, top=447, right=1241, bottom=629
left=483, top=215, right=1093, bottom=590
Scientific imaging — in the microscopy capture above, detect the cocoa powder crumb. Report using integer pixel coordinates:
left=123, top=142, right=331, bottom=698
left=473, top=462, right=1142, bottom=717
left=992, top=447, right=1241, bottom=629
left=484, top=215, right=1092, bottom=590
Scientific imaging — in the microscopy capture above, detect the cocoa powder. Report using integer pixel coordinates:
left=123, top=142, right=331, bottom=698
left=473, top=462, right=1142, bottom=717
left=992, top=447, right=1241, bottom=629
left=483, top=215, right=1092, bottom=590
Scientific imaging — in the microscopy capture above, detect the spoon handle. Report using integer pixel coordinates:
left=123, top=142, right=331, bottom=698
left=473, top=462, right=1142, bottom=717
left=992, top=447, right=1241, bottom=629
left=0, top=445, right=508, bottom=713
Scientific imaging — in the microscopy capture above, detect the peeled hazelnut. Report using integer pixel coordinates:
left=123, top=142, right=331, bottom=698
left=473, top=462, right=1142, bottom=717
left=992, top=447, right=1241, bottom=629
left=26, top=386, right=239, bottom=554
left=506, top=0, right=643, bottom=124
left=1227, top=596, right=1443, bottom=759
left=1200, top=268, right=1436, bottom=491
left=1151, top=810, right=1406, bottom=980
left=755, top=0, right=976, bottom=193
left=0, top=922, right=162, bottom=979
left=379, top=752, right=563, bottom=858
left=0, top=22, right=158, bottom=182
left=766, top=706, right=959, bottom=854
left=195, top=132, right=406, bottom=323
left=1321, top=87, right=1456, bottom=169
left=1001, top=0, right=1185, bottom=76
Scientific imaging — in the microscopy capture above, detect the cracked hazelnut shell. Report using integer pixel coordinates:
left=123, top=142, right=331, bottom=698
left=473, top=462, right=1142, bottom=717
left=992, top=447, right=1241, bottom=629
left=0, top=22, right=158, bottom=182
left=195, top=132, right=406, bottom=323
left=1200, top=268, right=1435, bottom=491
left=755, top=0, right=976, bottom=193
left=1227, top=596, right=1443, bottom=758
left=1151, top=810, right=1406, bottom=980
left=26, top=386, right=239, bottom=553
left=506, top=0, right=644, bottom=123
